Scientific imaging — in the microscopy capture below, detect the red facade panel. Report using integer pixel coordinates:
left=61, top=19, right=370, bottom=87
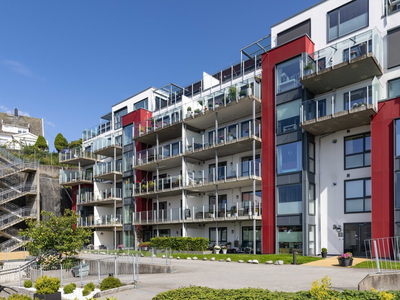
left=261, top=36, right=314, bottom=253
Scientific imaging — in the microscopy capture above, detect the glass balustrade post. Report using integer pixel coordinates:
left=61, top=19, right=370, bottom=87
left=224, top=204, right=226, bottom=220
left=202, top=170, right=204, bottom=185
left=213, top=204, right=216, bottom=219
left=316, top=100, right=319, bottom=121
left=192, top=207, right=194, bottom=221
left=202, top=206, right=205, bottom=220
left=224, top=166, right=227, bottom=182
left=249, top=201, right=252, bottom=216
left=236, top=163, right=239, bottom=180
left=170, top=208, right=172, bottom=222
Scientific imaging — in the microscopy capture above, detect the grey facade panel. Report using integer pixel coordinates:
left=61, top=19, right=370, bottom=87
left=277, top=19, right=311, bottom=47
left=277, top=173, right=302, bottom=185
left=277, top=215, right=302, bottom=226
left=388, top=27, right=400, bottom=69
left=123, top=144, right=133, bottom=153
left=396, top=158, right=400, bottom=171
left=123, top=224, right=133, bottom=231
left=123, top=198, right=135, bottom=205
left=276, top=87, right=302, bottom=105
left=276, top=131, right=302, bottom=145
left=395, top=210, right=400, bottom=223
left=123, top=170, right=135, bottom=178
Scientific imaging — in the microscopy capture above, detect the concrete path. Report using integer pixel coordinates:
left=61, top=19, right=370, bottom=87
left=303, top=256, right=368, bottom=267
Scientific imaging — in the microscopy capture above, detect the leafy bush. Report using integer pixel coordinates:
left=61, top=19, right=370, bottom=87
left=0, top=294, right=33, bottom=300
left=82, top=287, right=90, bottom=296
left=85, top=282, right=95, bottom=292
left=63, top=284, right=75, bottom=294
left=23, top=280, right=32, bottom=288
left=149, top=237, right=209, bottom=251
left=34, top=276, right=60, bottom=295
left=99, top=276, right=122, bottom=291
left=70, top=282, right=76, bottom=289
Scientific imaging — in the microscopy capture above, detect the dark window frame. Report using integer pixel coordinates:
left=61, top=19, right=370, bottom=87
left=209, top=227, right=227, bottom=243
left=344, top=132, right=371, bottom=170
left=388, top=77, right=400, bottom=99
left=344, top=177, right=371, bottom=214
left=309, top=142, right=315, bottom=174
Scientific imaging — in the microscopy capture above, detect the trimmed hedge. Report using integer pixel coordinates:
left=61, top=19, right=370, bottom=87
left=149, top=237, right=209, bottom=251
left=99, top=276, right=122, bottom=291
left=153, top=286, right=400, bottom=300
left=34, top=276, right=60, bottom=295
left=23, top=280, right=32, bottom=288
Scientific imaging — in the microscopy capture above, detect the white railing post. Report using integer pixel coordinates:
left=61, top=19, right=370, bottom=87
left=373, top=239, right=381, bottom=274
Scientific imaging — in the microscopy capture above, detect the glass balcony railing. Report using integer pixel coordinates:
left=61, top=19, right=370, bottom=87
left=300, top=28, right=383, bottom=79
left=188, top=161, right=261, bottom=186
left=78, top=214, right=122, bottom=226
left=59, top=170, right=92, bottom=184
left=92, top=136, right=122, bottom=152
left=59, top=148, right=94, bottom=162
left=132, top=202, right=262, bottom=224
left=300, top=79, right=382, bottom=124
left=133, top=175, right=183, bottom=196
left=94, top=161, right=122, bottom=177
left=184, top=77, right=261, bottom=118
left=76, top=188, right=122, bottom=205
left=82, top=121, right=112, bottom=142
left=135, top=141, right=182, bottom=166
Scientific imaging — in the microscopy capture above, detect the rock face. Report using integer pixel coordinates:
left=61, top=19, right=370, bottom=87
left=40, top=176, right=72, bottom=216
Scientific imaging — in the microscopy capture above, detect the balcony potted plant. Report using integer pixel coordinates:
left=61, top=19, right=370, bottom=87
left=247, top=83, right=252, bottom=96
left=148, top=180, right=155, bottom=191
left=226, top=211, right=231, bottom=218
left=303, top=61, right=315, bottom=75
left=221, top=245, right=227, bottom=254
left=198, top=100, right=204, bottom=106
left=234, top=209, right=238, bottom=217
left=239, top=90, right=246, bottom=98
left=214, top=245, right=221, bottom=254
left=210, top=210, right=215, bottom=218
left=194, top=108, right=201, bottom=115
left=187, top=144, right=193, bottom=151
left=186, top=107, right=192, bottom=118
left=229, top=86, right=237, bottom=101
left=254, top=207, right=259, bottom=216
left=219, top=135, right=225, bottom=142
left=338, top=252, right=353, bottom=267
left=227, top=132, right=235, bottom=141
left=321, top=247, right=328, bottom=258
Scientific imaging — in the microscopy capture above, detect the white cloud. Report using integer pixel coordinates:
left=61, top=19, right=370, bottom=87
left=45, top=121, right=55, bottom=128
left=0, top=105, right=30, bottom=116
left=1, top=60, right=45, bottom=81
left=0, top=105, right=12, bottom=114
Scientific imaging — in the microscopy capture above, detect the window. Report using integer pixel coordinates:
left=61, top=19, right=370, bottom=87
left=327, top=0, right=368, bottom=42
left=153, top=229, right=170, bottom=237
left=123, top=151, right=133, bottom=172
left=385, top=0, right=400, bottom=15
left=278, top=226, right=302, bottom=254
left=309, top=142, right=315, bottom=173
left=209, top=195, right=227, bottom=214
left=388, top=27, right=400, bottom=69
left=241, top=155, right=261, bottom=176
left=277, top=184, right=302, bottom=214
left=277, top=141, right=302, bottom=174
left=344, top=86, right=372, bottom=110
left=209, top=162, right=227, bottom=181
left=304, top=99, right=326, bottom=121
left=123, top=124, right=133, bottom=146
left=114, top=108, right=127, bottom=130
left=276, top=57, right=301, bottom=94
left=309, top=225, right=316, bottom=255
left=309, top=184, right=315, bottom=215
left=344, top=133, right=371, bottom=169
left=241, top=120, right=251, bottom=138
left=389, top=78, right=400, bottom=98
left=277, top=19, right=311, bottom=46
left=134, top=98, right=148, bottom=111
left=242, top=191, right=262, bottom=211
left=123, top=204, right=134, bottom=224
left=276, top=99, right=301, bottom=134
left=242, top=226, right=262, bottom=253
left=345, top=178, right=371, bottom=213
left=123, top=177, right=133, bottom=198
left=396, top=120, right=400, bottom=157
left=209, top=227, right=227, bottom=243
left=396, top=172, right=400, bottom=208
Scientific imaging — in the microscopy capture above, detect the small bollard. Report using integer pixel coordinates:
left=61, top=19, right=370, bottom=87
left=293, top=250, right=297, bottom=265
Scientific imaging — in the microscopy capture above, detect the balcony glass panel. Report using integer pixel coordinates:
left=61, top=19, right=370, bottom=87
left=123, top=124, right=133, bottom=146
left=277, top=184, right=302, bottom=214
left=123, top=151, right=133, bottom=172
left=389, top=78, right=400, bottom=98
left=277, top=99, right=301, bottom=134
left=133, top=107, right=182, bottom=137
left=276, top=56, right=301, bottom=94
left=135, top=148, right=156, bottom=165
left=123, top=177, right=133, bottom=198
left=277, top=141, right=302, bottom=174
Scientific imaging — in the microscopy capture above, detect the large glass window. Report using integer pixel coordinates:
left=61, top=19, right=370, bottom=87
left=396, top=172, right=400, bottom=208
left=328, top=0, right=368, bottom=42
left=134, top=98, right=148, bottom=111
left=389, top=78, right=400, bottom=98
left=209, top=227, right=227, bottom=243
left=123, top=124, right=133, bottom=146
left=123, top=151, right=133, bottom=172
left=242, top=191, right=262, bottom=212
left=345, top=133, right=371, bottom=169
left=241, top=120, right=251, bottom=138
left=209, top=195, right=227, bottom=215
left=123, top=177, right=133, bottom=198
left=276, top=99, right=301, bottom=134
left=277, top=141, right=302, bottom=174
left=309, top=184, right=315, bottom=215
left=278, top=226, right=303, bottom=254
left=242, top=226, right=262, bottom=253
left=276, top=57, right=301, bottom=94
left=123, top=204, right=134, bottom=224
left=309, top=225, right=316, bottom=256
left=396, top=120, right=400, bottom=157
left=114, top=108, right=127, bottom=130
left=277, top=184, right=302, bottom=214
left=344, top=86, right=372, bottom=110
left=345, top=178, right=371, bottom=213
left=241, top=155, right=261, bottom=176
left=309, top=142, right=315, bottom=173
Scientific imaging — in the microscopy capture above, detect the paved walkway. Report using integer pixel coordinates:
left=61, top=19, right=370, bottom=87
left=303, top=256, right=368, bottom=267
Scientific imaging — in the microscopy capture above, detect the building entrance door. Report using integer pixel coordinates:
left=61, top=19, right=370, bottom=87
left=344, top=223, right=371, bottom=257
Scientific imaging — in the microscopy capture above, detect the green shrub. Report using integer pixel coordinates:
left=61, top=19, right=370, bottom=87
left=149, top=237, right=209, bottom=251
left=82, top=287, right=90, bottom=296
left=63, top=284, right=75, bottom=294
left=85, top=282, right=95, bottom=292
left=34, top=276, right=60, bottom=295
left=70, top=282, right=76, bottom=289
left=99, top=276, right=122, bottom=291
left=0, top=294, right=33, bottom=300
left=23, top=280, right=32, bottom=288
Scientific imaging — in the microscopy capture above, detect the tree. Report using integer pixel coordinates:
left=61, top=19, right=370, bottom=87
left=68, top=138, right=82, bottom=149
left=54, top=133, right=68, bottom=152
left=19, top=210, right=92, bottom=257
left=34, top=135, right=48, bottom=151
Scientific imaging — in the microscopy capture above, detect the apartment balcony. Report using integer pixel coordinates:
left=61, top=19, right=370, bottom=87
left=133, top=107, right=183, bottom=145
left=300, top=28, right=383, bottom=95
left=59, top=148, right=95, bottom=167
left=184, top=78, right=262, bottom=131
left=92, top=136, right=122, bottom=157
left=132, top=202, right=262, bottom=226
left=133, top=175, right=183, bottom=198
left=186, top=162, right=262, bottom=193
left=59, top=170, right=93, bottom=187
left=300, top=80, right=381, bottom=135
left=93, top=161, right=122, bottom=181
left=134, top=141, right=183, bottom=172
left=184, top=120, right=261, bottom=161
left=77, top=214, right=122, bottom=228
left=76, top=188, right=122, bottom=206
left=82, top=119, right=112, bottom=143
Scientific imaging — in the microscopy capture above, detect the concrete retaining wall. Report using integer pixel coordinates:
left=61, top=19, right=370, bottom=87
left=359, top=273, right=400, bottom=291
left=171, top=250, right=212, bottom=254
left=39, top=165, right=78, bottom=178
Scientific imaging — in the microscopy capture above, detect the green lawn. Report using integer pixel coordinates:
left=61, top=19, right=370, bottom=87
left=352, top=260, right=400, bottom=269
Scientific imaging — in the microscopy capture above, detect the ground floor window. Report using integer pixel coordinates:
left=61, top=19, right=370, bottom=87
left=278, top=225, right=302, bottom=255
left=242, top=226, right=262, bottom=253
left=124, top=231, right=134, bottom=248
left=308, top=225, right=315, bottom=256
left=209, top=227, right=227, bottom=243
left=153, top=229, right=170, bottom=237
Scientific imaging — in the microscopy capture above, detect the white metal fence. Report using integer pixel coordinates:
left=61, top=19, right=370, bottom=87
left=364, top=236, right=400, bottom=274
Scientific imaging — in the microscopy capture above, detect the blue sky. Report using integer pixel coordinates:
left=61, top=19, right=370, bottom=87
left=0, top=0, right=319, bottom=151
